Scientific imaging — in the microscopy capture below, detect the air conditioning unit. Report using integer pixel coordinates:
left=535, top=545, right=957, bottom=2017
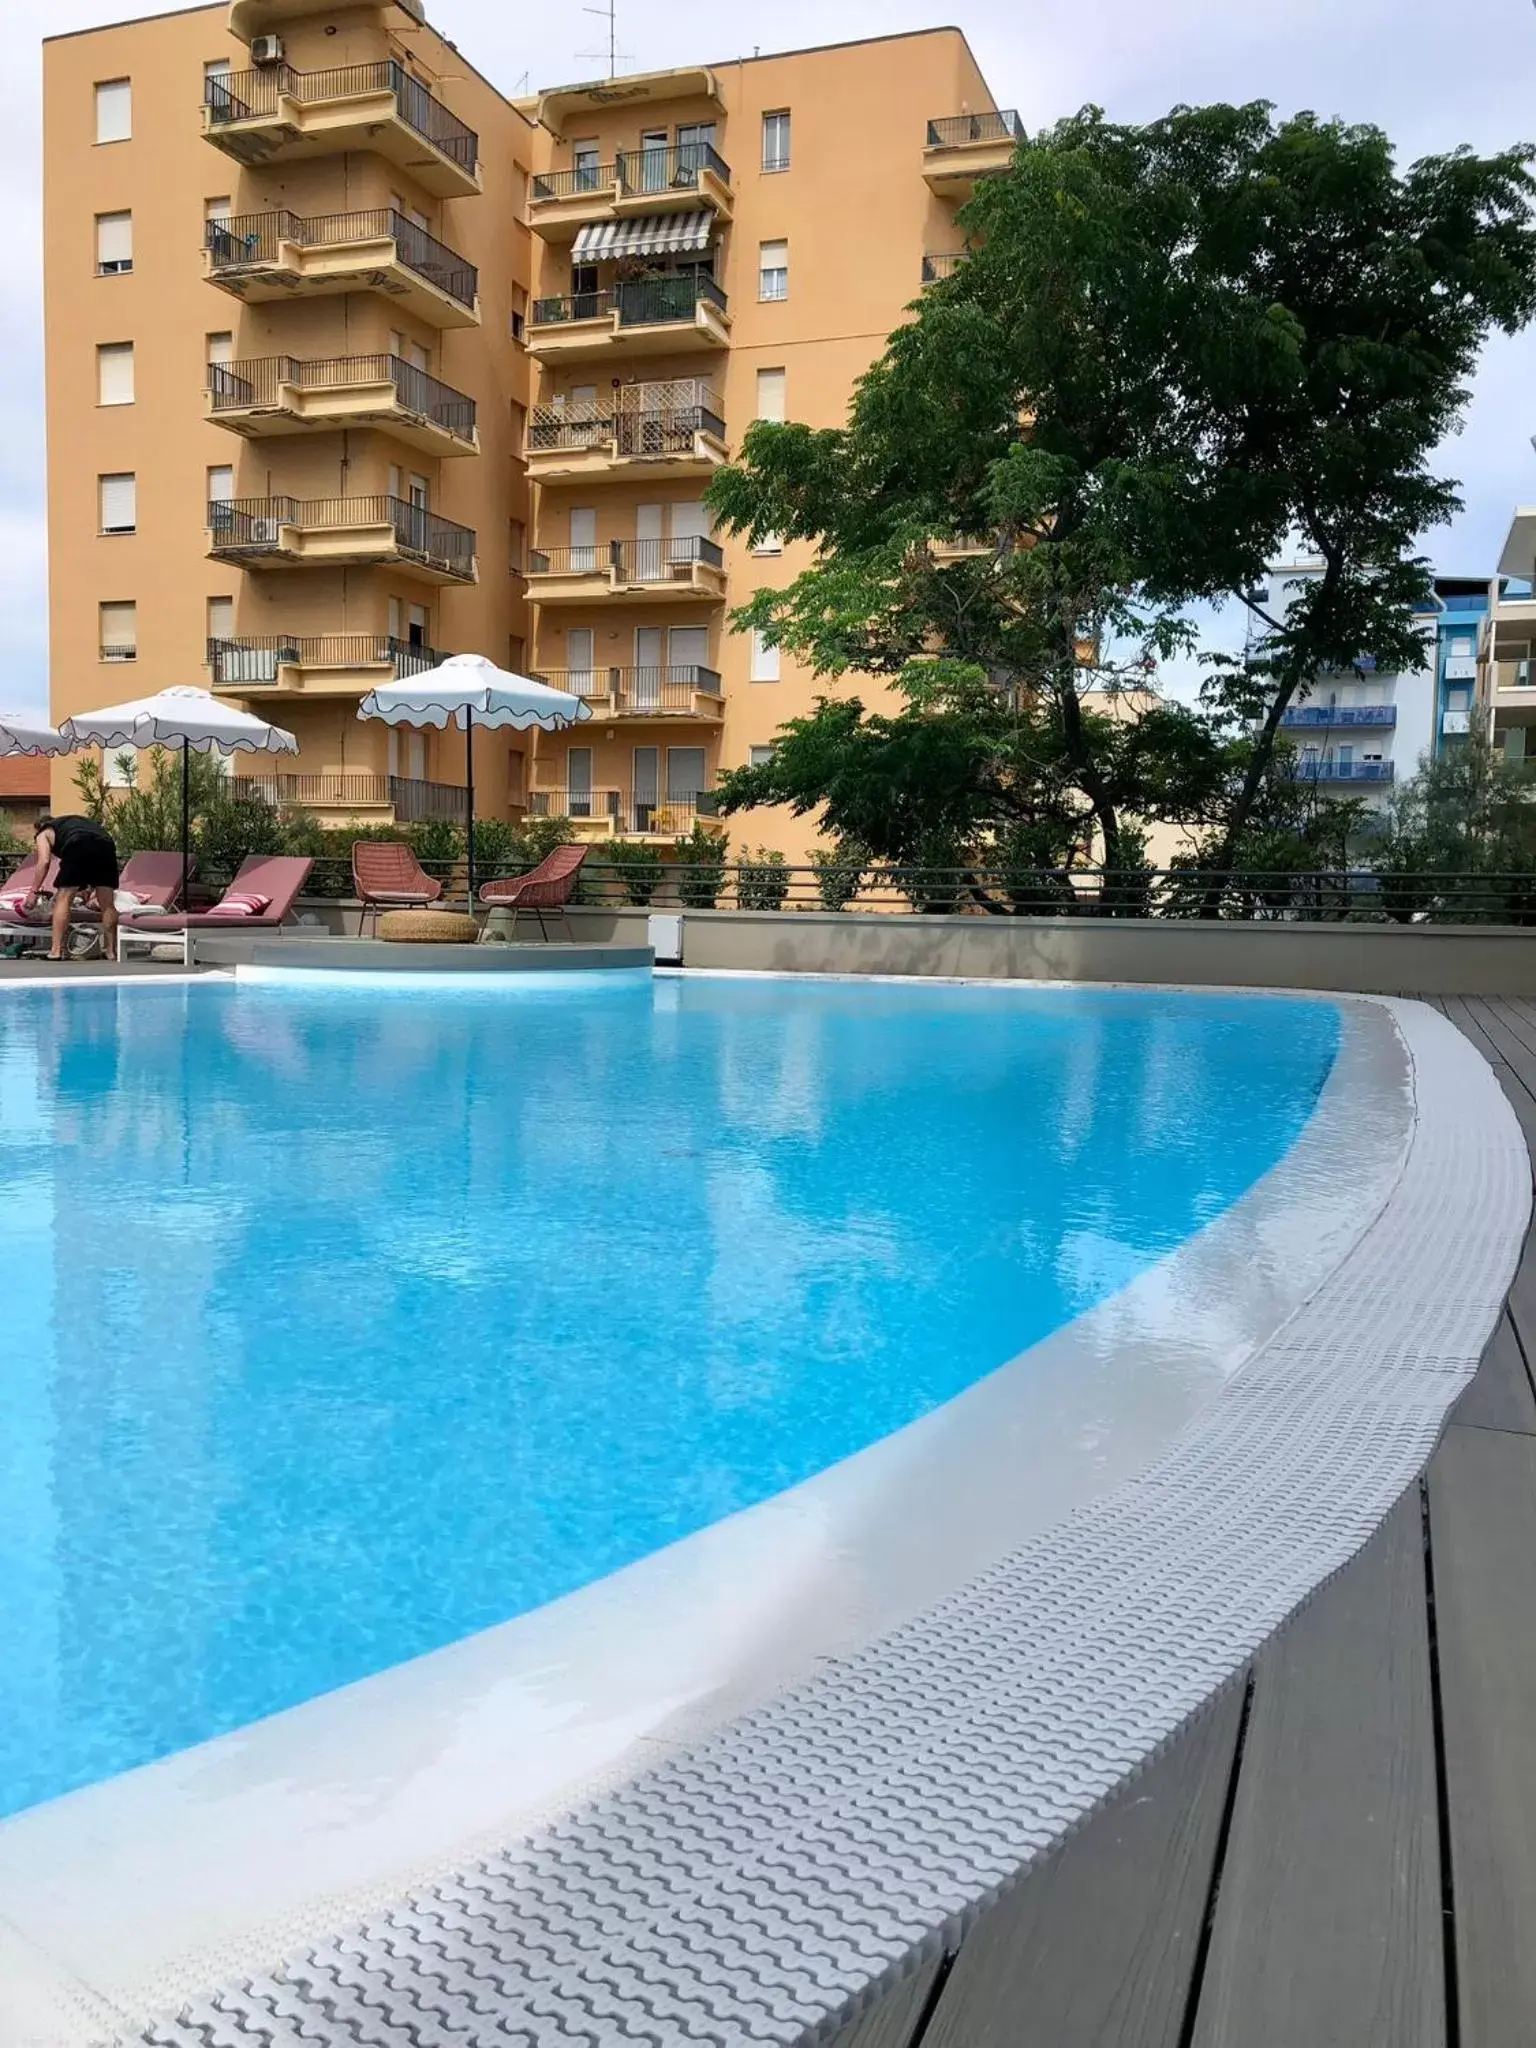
left=249, top=517, right=283, bottom=544
left=250, top=34, right=284, bottom=65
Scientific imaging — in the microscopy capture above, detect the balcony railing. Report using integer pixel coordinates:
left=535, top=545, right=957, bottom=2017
left=921, top=252, right=965, bottom=283
left=528, top=537, right=724, bottom=582
left=528, top=397, right=724, bottom=455
left=530, top=275, right=728, bottom=329
left=100, top=642, right=137, bottom=663
left=529, top=788, right=718, bottom=834
left=208, top=634, right=449, bottom=684
left=531, top=161, right=617, bottom=201
left=208, top=354, right=477, bottom=442
left=615, top=141, right=731, bottom=194
left=1496, top=660, right=1534, bottom=691
left=204, top=60, right=479, bottom=176
left=926, top=110, right=1023, bottom=148
left=1285, top=760, right=1396, bottom=784
left=208, top=495, right=477, bottom=579
left=1280, top=705, right=1398, bottom=729
left=205, top=209, right=477, bottom=311
left=531, top=665, right=723, bottom=712
left=230, top=772, right=468, bottom=820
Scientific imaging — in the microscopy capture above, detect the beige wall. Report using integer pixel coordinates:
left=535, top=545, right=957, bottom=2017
left=44, top=0, right=534, bottom=817
left=524, top=29, right=998, bottom=860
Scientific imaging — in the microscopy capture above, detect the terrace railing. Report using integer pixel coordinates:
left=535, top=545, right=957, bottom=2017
left=208, top=354, right=477, bottom=442
left=205, top=61, right=478, bottom=176
left=615, top=141, right=731, bottom=195
left=531, top=665, right=723, bottom=712
left=207, top=495, right=477, bottom=579
left=527, top=395, right=725, bottom=455
left=1283, top=759, right=1395, bottom=783
left=921, top=252, right=966, bottom=283
left=530, top=161, right=617, bottom=201
left=925, top=110, right=1024, bottom=147
left=529, top=788, right=717, bottom=834
left=527, top=537, right=723, bottom=581
left=204, top=208, right=478, bottom=311
left=1279, top=705, right=1397, bottom=729
left=207, top=634, right=449, bottom=683
left=530, top=275, right=727, bottom=330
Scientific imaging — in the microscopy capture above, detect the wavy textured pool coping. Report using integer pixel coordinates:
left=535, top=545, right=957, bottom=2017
left=0, top=990, right=1522, bottom=2048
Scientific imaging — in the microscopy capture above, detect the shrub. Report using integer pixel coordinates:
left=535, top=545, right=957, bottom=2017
left=408, top=816, right=464, bottom=870
left=472, top=817, right=519, bottom=881
left=738, top=846, right=789, bottom=911
left=992, top=819, right=1076, bottom=915
left=601, top=837, right=665, bottom=904
left=676, top=823, right=729, bottom=908
left=516, top=814, right=573, bottom=865
left=888, top=830, right=971, bottom=912
left=196, top=784, right=284, bottom=884
left=809, top=837, right=868, bottom=912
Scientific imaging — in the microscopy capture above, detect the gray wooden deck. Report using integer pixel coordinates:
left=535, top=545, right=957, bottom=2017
left=832, top=993, right=1536, bottom=2048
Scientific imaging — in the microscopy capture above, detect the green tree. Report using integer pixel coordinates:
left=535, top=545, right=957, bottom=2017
left=707, top=102, right=1536, bottom=893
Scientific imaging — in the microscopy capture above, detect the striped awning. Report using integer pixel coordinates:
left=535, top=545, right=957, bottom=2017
left=571, top=212, right=714, bottom=261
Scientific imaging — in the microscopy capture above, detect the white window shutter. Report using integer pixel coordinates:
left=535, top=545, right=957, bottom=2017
left=755, top=368, right=786, bottom=421
left=99, top=601, right=136, bottom=655
left=97, top=343, right=134, bottom=406
left=95, top=211, right=132, bottom=270
left=95, top=80, right=131, bottom=144
left=99, top=473, right=136, bottom=533
left=750, top=628, right=780, bottom=682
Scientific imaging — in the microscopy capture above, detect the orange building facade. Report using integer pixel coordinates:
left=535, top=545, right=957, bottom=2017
left=43, top=1, right=1009, bottom=854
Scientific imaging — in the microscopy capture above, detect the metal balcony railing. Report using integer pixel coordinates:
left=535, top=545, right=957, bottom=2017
left=204, top=61, right=478, bottom=175
left=529, top=788, right=718, bottom=833
left=530, top=275, right=727, bottom=329
left=531, top=665, right=723, bottom=712
left=208, top=354, right=477, bottom=442
left=921, top=252, right=965, bottom=283
left=926, top=110, right=1024, bottom=147
left=232, top=772, right=393, bottom=809
left=528, top=537, right=723, bottom=581
left=615, top=141, right=731, bottom=195
left=389, top=776, right=469, bottom=823
left=207, top=496, right=477, bottom=579
left=1280, top=705, right=1398, bottom=729
left=527, top=398, right=725, bottom=455
left=99, top=642, right=137, bottom=663
left=1284, top=759, right=1396, bottom=784
left=204, top=208, right=478, bottom=310
left=530, top=161, right=616, bottom=201
left=207, top=634, right=449, bottom=683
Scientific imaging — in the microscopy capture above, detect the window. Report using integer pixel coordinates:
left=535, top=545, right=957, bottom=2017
left=207, top=464, right=234, bottom=506
left=508, top=518, right=525, bottom=572
left=507, top=747, right=527, bottom=804
left=749, top=628, right=780, bottom=682
left=204, top=196, right=232, bottom=225
left=762, top=110, right=790, bottom=172
left=507, top=636, right=527, bottom=676
left=204, top=58, right=231, bottom=84
left=566, top=627, right=595, bottom=687
left=95, top=211, right=132, bottom=276
left=510, top=399, right=527, bottom=449
left=95, top=80, right=131, bottom=144
left=98, top=473, right=136, bottom=535
left=667, top=746, right=707, bottom=802
left=573, top=141, right=601, bottom=191
left=510, top=286, right=527, bottom=342
left=751, top=532, right=784, bottom=557
left=569, top=506, right=597, bottom=571
left=97, top=342, right=134, bottom=406
left=755, top=367, right=786, bottom=421
left=206, top=596, right=234, bottom=647
left=99, top=601, right=137, bottom=662
left=748, top=744, right=776, bottom=768
left=758, top=240, right=788, bottom=302
left=206, top=331, right=234, bottom=367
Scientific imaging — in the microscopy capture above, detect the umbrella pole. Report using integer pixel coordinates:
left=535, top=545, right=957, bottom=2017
left=181, top=737, right=191, bottom=882
left=464, top=714, right=476, bottom=907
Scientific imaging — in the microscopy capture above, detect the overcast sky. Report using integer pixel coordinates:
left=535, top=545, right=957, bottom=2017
left=2, top=0, right=1532, bottom=718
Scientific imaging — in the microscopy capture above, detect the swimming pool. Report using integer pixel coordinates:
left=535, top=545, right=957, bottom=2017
left=0, top=975, right=1345, bottom=1826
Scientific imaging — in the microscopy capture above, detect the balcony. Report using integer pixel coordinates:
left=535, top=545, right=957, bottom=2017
left=231, top=0, right=426, bottom=33
left=208, top=496, right=477, bottom=583
left=1279, top=705, right=1397, bottom=730
left=529, top=787, right=718, bottom=839
left=528, top=144, right=733, bottom=242
left=530, top=665, right=724, bottom=720
left=205, top=209, right=478, bottom=328
left=921, top=252, right=966, bottom=285
left=1442, top=710, right=1473, bottom=736
left=1285, top=760, right=1396, bottom=785
left=204, top=61, right=479, bottom=198
left=526, top=536, right=725, bottom=605
left=209, top=354, right=477, bottom=457
left=527, top=276, right=730, bottom=362
left=923, top=109, right=1023, bottom=195
left=230, top=771, right=466, bottom=824
left=209, top=633, right=450, bottom=697
left=527, top=382, right=724, bottom=482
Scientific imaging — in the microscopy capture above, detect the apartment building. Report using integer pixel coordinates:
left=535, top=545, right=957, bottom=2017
left=43, top=3, right=1009, bottom=849
left=1477, top=510, right=1536, bottom=759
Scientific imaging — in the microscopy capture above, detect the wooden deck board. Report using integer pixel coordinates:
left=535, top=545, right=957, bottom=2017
left=1437, top=995, right=1509, bottom=1068
left=824, top=1960, right=944, bottom=2048
left=1461, top=999, right=1536, bottom=1092
left=918, top=1686, right=1244, bottom=2048
left=1451, top=1310, right=1536, bottom=1435
left=1427, top=1422, right=1536, bottom=2048
left=1480, top=996, right=1536, bottom=1059
left=1189, top=1494, right=1444, bottom=2048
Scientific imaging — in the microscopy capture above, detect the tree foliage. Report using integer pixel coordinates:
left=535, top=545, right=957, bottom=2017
left=707, top=101, right=1536, bottom=889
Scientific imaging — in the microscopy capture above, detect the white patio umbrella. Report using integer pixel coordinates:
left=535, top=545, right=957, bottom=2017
left=58, top=686, right=298, bottom=880
left=0, top=714, right=71, bottom=757
left=358, top=654, right=591, bottom=900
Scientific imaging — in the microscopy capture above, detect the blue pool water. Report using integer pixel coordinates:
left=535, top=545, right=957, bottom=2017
left=0, top=976, right=1339, bottom=1821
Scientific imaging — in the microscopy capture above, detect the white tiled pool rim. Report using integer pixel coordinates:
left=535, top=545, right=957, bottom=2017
left=1, top=986, right=1525, bottom=2047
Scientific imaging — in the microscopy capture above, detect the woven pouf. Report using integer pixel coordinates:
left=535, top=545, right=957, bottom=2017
left=377, top=909, right=478, bottom=944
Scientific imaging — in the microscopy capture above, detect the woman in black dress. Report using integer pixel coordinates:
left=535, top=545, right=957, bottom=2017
left=23, top=814, right=121, bottom=962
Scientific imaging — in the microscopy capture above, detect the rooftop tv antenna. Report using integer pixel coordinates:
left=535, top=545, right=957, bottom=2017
left=578, top=0, right=632, bottom=78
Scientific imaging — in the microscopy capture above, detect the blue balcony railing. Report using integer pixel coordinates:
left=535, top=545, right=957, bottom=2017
left=1280, top=705, right=1397, bottom=729
left=1286, top=759, right=1396, bottom=785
